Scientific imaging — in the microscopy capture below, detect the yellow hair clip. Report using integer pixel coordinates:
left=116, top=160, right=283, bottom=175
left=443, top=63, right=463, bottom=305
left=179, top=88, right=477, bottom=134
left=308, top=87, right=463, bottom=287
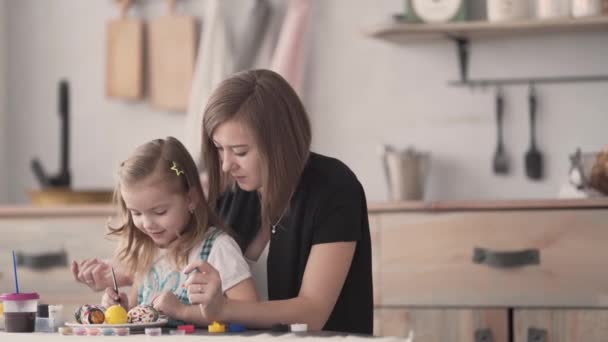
left=170, top=161, right=184, bottom=176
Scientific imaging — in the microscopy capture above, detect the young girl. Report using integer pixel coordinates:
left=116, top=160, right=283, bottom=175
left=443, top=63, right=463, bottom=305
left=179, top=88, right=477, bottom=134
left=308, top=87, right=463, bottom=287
left=100, top=137, right=257, bottom=325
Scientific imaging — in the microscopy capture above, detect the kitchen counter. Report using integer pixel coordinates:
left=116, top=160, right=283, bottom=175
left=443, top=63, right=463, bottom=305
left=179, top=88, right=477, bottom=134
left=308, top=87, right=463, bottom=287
left=1, top=198, right=607, bottom=217
left=3, top=199, right=607, bottom=340
left=368, top=198, right=608, bottom=213
left=0, top=204, right=115, bottom=218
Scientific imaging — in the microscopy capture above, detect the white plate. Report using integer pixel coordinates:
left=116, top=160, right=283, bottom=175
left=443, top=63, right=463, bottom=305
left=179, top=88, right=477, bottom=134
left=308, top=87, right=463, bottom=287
left=65, top=318, right=168, bottom=330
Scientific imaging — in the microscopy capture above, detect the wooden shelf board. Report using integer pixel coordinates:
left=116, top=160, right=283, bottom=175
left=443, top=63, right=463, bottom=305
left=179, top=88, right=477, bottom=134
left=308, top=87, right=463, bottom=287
left=367, top=16, right=608, bottom=44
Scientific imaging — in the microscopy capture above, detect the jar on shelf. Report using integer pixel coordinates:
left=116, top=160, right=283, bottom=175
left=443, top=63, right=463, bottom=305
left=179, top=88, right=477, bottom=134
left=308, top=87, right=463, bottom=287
left=487, top=0, right=530, bottom=22
left=536, top=0, right=571, bottom=19
left=571, top=0, right=603, bottom=17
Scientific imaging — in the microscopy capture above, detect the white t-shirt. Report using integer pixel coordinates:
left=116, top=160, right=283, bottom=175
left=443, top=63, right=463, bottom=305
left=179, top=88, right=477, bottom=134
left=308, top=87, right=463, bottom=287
left=139, top=227, right=251, bottom=305
left=246, top=241, right=269, bottom=301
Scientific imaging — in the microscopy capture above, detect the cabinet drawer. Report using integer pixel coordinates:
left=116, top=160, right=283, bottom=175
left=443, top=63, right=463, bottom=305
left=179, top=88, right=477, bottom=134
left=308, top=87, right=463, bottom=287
left=375, top=308, right=508, bottom=341
left=378, top=210, right=608, bottom=307
left=0, top=217, right=115, bottom=316
left=514, top=309, right=608, bottom=342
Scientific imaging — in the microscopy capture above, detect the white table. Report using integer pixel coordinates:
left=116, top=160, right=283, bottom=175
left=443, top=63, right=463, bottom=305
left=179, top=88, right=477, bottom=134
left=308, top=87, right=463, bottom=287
left=1, top=331, right=411, bottom=341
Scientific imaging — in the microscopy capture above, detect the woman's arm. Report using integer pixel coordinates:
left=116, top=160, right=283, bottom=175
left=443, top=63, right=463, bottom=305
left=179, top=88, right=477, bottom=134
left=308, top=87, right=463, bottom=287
left=185, top=241, right=355, bottom=330
left=225, top=277, right=258, bottom=301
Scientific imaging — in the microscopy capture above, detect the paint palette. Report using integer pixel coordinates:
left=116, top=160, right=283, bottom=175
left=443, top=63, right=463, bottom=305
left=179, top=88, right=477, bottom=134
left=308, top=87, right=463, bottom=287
left=65, top=317, right=168, bottom=331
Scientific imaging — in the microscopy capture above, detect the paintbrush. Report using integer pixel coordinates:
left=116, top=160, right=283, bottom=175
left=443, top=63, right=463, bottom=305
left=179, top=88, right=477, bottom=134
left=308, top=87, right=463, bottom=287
left=111, top=266, right=120, bottom=303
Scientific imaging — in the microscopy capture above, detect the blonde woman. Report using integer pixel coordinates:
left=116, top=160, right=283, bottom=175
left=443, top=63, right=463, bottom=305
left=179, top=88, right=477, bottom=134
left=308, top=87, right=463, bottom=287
left=184, top=69, right=372, bottom=334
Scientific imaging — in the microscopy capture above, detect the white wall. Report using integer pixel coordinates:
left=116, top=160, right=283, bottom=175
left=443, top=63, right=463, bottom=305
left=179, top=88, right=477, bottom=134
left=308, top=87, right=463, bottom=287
left=5, top=0, right=209, bottom=203
left=4, top=0, right=608, bottom=203
left=306, top=1, right=608, bottom=201
left=0, top=0, right=7, bottom=203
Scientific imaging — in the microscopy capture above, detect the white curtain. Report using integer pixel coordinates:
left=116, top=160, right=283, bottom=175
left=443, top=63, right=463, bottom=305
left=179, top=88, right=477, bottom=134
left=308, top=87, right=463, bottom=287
left=184, top=0, right=234, bottom=163
left=185, top=0, right=311, bottom=165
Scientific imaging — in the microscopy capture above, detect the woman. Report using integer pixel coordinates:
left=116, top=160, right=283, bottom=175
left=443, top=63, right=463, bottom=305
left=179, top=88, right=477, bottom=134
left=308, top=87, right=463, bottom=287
left=72, top=69, right=372, bottom=334
left=184, top=69, right=372, bottom=334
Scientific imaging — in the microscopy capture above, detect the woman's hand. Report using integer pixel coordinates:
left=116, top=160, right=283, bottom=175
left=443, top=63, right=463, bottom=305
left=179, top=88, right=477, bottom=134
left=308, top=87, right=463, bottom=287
left=183, top=261, right=226, bottom=322
left=71, top=259, right=112, bottom=292
left=101, top=287, right=128, bottom=310
left=151, top=291, right=183, bottom=319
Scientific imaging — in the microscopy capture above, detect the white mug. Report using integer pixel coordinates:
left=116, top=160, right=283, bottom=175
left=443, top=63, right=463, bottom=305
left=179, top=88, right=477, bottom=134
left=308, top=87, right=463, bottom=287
left=487, top=0, right=530, bottom=21
left=537, top=0, right=571, bottom=18
left=571, top=0, right=603, bottom=17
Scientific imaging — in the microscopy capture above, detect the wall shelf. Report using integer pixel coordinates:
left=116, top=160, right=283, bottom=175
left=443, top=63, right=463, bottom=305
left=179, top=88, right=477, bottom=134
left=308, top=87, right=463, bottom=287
left=366, top=16, right=608, bottom=43
left=449, top=75, right=608, bottom=87
left=366, top=16, right=608, bottom=85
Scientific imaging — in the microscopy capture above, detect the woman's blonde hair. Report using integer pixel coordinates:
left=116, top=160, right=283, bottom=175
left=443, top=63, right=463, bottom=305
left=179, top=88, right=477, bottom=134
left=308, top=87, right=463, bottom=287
left=202, top=69, right=311, bottom=232
left=109, top=136, right=225, bottom=281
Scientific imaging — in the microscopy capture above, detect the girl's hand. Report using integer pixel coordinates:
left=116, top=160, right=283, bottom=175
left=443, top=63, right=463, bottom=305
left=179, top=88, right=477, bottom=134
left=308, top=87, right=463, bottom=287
left=151, top=291, right=182, bottom=319
left=71, top=259, right=111, bottom=292
left=72, top=259, right=133, bottom=291
left=183, top=261, right=225, bottom=322
left=101, top=287, right=128, bottom=310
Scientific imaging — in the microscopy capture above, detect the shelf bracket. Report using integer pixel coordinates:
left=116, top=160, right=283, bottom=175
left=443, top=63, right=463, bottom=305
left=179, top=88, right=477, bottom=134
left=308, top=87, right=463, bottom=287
left=447, top=35, right=469, bottom=83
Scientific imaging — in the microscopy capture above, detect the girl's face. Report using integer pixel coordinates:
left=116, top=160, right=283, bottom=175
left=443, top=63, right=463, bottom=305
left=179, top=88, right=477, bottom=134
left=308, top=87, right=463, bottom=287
left=212, top=119, right=263, bottom=192
left=121, top=176, right=194, bottom=248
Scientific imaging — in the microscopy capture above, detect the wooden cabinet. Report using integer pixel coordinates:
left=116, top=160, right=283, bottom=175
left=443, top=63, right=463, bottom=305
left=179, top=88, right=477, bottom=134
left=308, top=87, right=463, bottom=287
left=0, top=210, right=115, bottom=315
left=376, top=308, right=508, bottom=342
left=369, top=199, right=608, bottom=339
left=378, top=209, right=608, bottom=308
left=514, top=310, right=608, bottom=342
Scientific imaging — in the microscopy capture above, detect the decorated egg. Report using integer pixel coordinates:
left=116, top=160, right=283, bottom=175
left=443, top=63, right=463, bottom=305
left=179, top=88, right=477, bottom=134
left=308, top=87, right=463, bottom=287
left=75, top=304, right=106, bottom=324
left=105, top=305, right=128, bottom=324
left=127, top=305, right=160, bottom=323
left=82, top=306, right=106, bottom=324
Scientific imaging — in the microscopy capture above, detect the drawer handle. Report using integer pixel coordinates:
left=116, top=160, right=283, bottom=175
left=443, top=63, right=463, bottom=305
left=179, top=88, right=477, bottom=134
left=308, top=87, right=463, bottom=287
left=16, top=249, right=68, bottom=270
left=527, top=327, right=547, bottom=342
left=475, top=328, right=493, bottom=342
left=473, top=247, right=540, bottom=268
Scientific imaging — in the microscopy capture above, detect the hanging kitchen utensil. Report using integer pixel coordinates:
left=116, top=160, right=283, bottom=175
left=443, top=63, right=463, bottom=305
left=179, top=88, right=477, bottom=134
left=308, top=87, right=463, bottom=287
left=493, top=88, right=509, bottom=175
left=525, top=84, right=543, bottom=180
left=105, top=0, right=144, bottom=100
left=148, top=0, right=197, bottom=111
left=30, top=80, right=71, bottom=188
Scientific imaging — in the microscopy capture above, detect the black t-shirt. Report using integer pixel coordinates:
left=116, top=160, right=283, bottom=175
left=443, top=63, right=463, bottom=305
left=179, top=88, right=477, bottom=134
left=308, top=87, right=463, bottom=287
left=217, top=152, right=373, bottom=335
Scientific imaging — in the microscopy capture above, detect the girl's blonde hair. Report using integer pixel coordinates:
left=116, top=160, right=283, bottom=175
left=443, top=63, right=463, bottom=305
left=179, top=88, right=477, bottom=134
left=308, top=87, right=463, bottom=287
left=108, top=136, right=225, bottom=281
left=202, top=69, right=311, bottom=232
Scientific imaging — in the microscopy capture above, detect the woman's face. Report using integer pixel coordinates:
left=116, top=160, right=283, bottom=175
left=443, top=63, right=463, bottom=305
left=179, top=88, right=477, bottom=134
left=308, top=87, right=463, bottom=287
left=212, top=119, right=263, bottom=191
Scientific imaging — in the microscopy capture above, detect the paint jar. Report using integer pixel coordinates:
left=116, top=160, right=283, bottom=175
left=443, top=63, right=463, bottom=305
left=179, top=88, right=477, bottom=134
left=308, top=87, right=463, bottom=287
left=0, top=293, right=39, bottom=333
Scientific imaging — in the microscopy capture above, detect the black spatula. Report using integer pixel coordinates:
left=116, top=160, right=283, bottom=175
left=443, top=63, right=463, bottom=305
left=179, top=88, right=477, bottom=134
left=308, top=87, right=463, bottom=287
left=525, top=85, right=543, bottom=180
left=493, top=89, right=509, bottom=175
